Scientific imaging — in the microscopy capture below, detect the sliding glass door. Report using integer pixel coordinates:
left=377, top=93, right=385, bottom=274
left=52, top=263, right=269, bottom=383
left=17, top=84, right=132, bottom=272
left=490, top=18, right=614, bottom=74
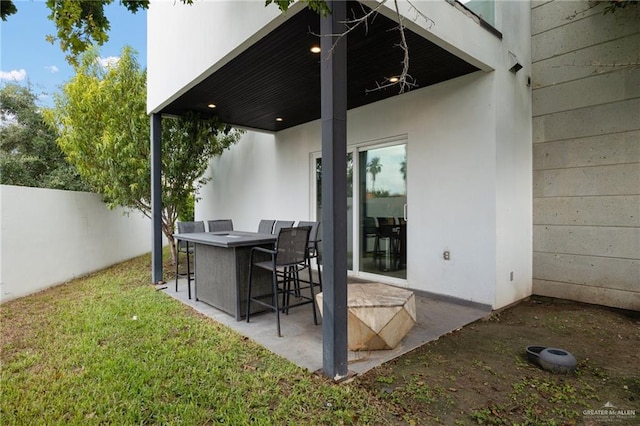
left=313, top=141, right=406, bottom=280
left=358, top=143, right=407, bottom=279
left=314, top=153, right=354, bottom=270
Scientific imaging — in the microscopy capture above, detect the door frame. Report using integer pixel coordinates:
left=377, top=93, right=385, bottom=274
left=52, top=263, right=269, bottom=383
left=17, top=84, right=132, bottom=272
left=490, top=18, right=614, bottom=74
left=311, top=134, right=408, bottom=285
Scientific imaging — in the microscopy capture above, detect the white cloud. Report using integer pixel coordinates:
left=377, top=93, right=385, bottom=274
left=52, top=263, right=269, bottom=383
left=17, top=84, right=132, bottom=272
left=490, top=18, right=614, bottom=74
left=0, top=69, right=27, bottom=81
left=97, top=56, right=120, bottom=68
left=45, top=65, right=59, bottom=73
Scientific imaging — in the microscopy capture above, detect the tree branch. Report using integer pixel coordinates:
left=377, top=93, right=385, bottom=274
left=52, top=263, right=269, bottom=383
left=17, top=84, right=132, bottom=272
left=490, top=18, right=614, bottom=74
left=314, top=0, right=435, bottom=94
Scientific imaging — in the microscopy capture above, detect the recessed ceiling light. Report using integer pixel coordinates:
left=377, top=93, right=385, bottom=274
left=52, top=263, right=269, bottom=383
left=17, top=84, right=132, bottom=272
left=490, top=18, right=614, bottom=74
left=310, top=45, right=321, bottom=54
left=207, top=103, right=216, bottom=108
left=389, top=76, right=399, bottom=83
left=276, top=117, right=284, bottom=122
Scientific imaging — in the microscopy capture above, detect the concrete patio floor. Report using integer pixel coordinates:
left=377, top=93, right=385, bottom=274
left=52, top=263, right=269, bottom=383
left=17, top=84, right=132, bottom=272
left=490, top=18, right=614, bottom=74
left=162, top=276, right=491, bottom=376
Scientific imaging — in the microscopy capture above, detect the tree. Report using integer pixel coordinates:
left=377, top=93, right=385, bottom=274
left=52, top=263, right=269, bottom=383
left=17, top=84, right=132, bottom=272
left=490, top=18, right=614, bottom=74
left=2, top=1, right=154, bottom=65
left=0, top=82, right=88, bottom=190
left=45, top=47, right=241, bottom=263
left=0, top=0, right=325, bottom=65
left=2, top=0, right=422, bottom=91
left=366, top=156, right=382, bottom=193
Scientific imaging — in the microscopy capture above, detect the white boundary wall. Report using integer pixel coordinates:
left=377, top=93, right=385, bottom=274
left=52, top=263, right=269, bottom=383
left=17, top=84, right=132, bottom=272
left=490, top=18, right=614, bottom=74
left=0, top=185, right=152, bottom=303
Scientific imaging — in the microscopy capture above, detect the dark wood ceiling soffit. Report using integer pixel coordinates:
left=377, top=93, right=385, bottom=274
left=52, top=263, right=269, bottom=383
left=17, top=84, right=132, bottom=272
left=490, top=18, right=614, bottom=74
left=160, top=2, right=479, bottom=132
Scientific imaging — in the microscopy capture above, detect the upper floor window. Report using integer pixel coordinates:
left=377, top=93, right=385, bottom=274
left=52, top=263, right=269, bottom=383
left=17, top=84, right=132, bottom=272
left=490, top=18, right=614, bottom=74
left=458, top=0, right=495, bottom=27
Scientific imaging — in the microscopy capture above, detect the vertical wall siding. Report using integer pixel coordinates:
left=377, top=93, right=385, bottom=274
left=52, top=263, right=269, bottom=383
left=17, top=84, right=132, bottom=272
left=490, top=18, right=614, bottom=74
left=531, top=1, right=640, bottom=310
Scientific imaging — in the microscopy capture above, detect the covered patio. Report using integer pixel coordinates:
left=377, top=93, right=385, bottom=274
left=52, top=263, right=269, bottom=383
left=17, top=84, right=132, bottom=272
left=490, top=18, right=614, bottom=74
left=164, top=275, right=490, bottom=375
left=149, top=0, right=509, bottom=379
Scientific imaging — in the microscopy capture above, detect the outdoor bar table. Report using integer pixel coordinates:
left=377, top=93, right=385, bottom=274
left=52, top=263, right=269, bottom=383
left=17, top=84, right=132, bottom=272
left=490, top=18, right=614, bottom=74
left=173, top=231, right=277, bottom=320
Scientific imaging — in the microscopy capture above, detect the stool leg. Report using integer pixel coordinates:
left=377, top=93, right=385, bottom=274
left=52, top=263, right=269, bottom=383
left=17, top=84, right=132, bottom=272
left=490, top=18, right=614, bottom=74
left=308, top=265, right=318, bottom=325
left=246, top=261, right=254, bottom=323
left=316, top=257, right=322, bottom=292
left=186, top=245, right=192, bottom=300
left=175, top=244, right=180, bottom=292
left=283, top=268, right=292, bottom=315
left=273, top=269, right=282, bottom=337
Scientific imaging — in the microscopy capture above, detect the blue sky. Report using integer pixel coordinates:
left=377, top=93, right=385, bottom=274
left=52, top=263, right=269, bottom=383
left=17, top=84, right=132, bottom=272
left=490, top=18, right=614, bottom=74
left=1, top=0, right=147, bottom=107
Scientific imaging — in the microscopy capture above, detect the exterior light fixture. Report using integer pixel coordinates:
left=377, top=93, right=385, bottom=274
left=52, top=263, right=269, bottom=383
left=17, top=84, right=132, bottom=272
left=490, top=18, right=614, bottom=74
left=310, top=45, right=321, bottom=54
left=276, top=117, right=284, bottom=122
left=207, top=103, right=216, bottom=108
left=508, top=51, right=523, bottom=73
left=389, top=76, right=399, bottom=83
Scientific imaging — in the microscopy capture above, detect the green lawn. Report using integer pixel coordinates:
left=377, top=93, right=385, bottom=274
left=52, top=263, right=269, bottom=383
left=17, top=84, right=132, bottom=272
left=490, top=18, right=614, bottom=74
left=1, top=252, right=387, bottom=425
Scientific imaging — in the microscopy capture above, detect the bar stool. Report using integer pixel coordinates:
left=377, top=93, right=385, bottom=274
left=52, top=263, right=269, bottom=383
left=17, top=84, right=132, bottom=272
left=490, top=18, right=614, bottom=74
left=246, top=226, right=316, bottom=337
left=175, top=220, right=205, bottom=299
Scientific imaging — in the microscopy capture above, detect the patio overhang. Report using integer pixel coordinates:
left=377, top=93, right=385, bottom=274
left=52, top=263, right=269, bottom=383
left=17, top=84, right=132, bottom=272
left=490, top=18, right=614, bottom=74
left=151, top=0, right=487, bottom=379
left=158, top=2, right=480, bottom=132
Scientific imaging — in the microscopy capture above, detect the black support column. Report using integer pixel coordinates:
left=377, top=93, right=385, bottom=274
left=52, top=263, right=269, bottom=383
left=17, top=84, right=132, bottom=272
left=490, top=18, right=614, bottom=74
left=151, top=113, right=163, bottom=283
left=321, top=0, right=348, bottom=380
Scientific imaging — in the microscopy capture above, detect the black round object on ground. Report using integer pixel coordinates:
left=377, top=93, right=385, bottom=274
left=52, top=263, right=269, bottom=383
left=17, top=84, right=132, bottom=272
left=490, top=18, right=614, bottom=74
left=526, top=345, right=545, bottom=366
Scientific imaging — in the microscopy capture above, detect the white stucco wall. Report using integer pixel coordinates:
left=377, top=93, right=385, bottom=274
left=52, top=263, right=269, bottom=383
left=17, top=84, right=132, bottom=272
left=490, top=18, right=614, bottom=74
left=493, top=0, right=533, bottom=308
left=198, top=65, right=531, bottom=308
left=390, top=0, right=499, bottom=70
left=147, top=0, right=503, bottom=114
left=153, top=0, right=532, bottom=309
left=0, top=186, right=152, bottom=303
left=147, top=0, right=291, bottom=113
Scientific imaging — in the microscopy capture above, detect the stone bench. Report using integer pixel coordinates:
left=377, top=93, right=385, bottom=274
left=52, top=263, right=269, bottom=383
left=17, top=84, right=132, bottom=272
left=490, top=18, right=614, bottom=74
left=316, top=282, right=416, bottom=351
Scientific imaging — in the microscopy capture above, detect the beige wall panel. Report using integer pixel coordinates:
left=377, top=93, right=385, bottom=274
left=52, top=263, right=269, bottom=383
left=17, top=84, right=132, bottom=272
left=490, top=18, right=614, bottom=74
left=533, top=252, right=639, bottom=291
left=532, top=34, right=640, bottom=89
left=533, top=99, right=640, bottom=143
left=533, top=196, right=640, bottom=227
left=533, top=163, right=639, bottom=197
left=533, top=279, right=640, bottom=311
left=625, top=66, right=640, bottom=95
left=533, top=69, right=640, bottom=117
left=533, top=131, right=640, bottom=170
left=531, top=0, right=553, bottom=7
left=533, top=225, right=640, bottom=259
left=532, top=0, right=640, bottom=311
left=531, top=0, right=601, bottom=36
left=532, top=11, right=639, bottom=62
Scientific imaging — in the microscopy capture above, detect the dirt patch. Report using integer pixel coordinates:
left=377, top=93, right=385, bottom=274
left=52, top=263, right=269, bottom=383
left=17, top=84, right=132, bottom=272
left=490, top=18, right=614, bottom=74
left=357, top=296, right=640, bottom=425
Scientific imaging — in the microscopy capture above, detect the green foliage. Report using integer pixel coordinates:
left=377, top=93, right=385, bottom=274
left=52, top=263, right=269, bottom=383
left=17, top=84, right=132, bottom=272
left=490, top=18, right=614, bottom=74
left=0, top=83, right=88, bottom=191
left=0, top=0, right=17, bottom=21
left=366, top=156, right=382, bottom=192
left=265, top=0, right=331, bottom=16
left=0, top=251, right=384, bottom=425
left=375, top=374, right=395, bottom=384
left=46, top=47, right=150, bottom=210
left=46, top=47, right=241, bottom=260
left=178, top=192, right=195, bottom=222
left=3, top=0, right=181, bottom=65
left=369, top=189, right=390, bottom=198
left=162, top=110, right=239, bottom=230
left=5, top=0, right=631, bottom=71
left=4, top=0, right=331, bottom=64
left=469, top=377, right=591, bottom=425
left=43, top=0, right=160, bottom=65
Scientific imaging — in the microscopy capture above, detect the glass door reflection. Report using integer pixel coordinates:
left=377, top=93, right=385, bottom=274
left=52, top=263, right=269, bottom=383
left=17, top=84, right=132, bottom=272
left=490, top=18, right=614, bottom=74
left=315, top=153, right=354, bottom=270
left=359, top=144, right=407, bottom=279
